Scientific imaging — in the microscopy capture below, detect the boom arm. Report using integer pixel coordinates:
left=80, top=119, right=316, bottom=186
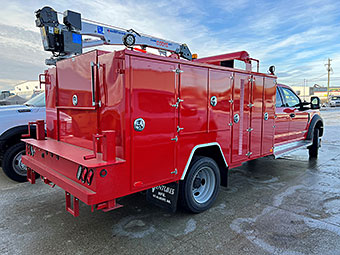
left=35, top=6, right=192, bottom=65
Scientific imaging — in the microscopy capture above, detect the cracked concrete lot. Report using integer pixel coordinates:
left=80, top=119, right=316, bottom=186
left=1, top=108, right=340, bottom=254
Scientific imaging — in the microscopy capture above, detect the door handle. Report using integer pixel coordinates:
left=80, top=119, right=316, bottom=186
left=90, top=62, right=96, bottom=106
left=290, top=113, right=295, bottom=118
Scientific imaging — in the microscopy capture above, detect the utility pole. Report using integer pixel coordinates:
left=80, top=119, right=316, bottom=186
left=325, top=58, right=332, bottom=103
left=304, top=79, right=306, bottom=101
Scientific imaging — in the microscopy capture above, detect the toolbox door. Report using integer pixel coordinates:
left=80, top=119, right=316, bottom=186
left=56, top=51, right=100, bottom=150
left=178, top=65, right=208, bottom=134
left=231, top=73, right=251, bottom=163
left=208, top=69, right=232, bottom=132
left=249, top=75, right=264, bottom=158
left=130, top=57, right=177, bottom=189
left=261, top=77, right=276, bottom=155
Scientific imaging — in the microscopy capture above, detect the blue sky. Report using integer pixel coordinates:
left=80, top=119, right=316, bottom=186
left=0, top=0, right=340, bottom=90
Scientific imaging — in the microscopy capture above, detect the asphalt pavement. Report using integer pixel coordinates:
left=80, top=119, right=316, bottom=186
left=1, top=108, right=340, bottom=255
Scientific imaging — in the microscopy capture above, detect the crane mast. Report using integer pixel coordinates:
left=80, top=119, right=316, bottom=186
left=35, top=6, right=192, bottom=65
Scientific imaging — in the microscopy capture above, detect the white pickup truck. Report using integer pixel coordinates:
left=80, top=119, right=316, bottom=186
left=0, top=93, right=45, bottom=182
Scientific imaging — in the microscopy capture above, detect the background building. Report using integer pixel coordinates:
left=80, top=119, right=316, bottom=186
left=11, top=81, right=44, bottom=100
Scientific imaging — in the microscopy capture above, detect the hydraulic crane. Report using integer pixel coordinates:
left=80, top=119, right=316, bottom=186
left=35, top=6, right=192, bottom=65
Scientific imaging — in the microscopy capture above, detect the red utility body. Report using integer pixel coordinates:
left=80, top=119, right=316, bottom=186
left=22, top=49, right=322, bottom=216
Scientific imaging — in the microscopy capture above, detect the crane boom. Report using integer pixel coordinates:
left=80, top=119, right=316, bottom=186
left=35, top=6, right=192, bottom=65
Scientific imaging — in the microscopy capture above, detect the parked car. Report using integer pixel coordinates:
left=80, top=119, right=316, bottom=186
left=0, top=93, right=45, bottom=182
left=330, top=96, right=340, bottom=107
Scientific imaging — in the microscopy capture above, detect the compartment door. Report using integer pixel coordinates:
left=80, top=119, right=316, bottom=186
left=249, top=76, right=264, bottom=158
left=208, top=69, right=232, bottom=132
left=178, top=65, right=208, bottom=134
left=131, top=57, right=178, bottom=188
left=56, top=51, right=99, bottom=149
left=231, top=73, right=251, bottom=163
left=261, top=77, right=276, bottom=155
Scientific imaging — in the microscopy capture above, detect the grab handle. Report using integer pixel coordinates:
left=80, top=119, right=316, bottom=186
left=91, top=62, right=96, bottom=106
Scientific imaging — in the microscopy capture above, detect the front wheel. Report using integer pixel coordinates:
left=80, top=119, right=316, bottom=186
left=180, top=156, right=220, bottom=213
left=2, top=143, right=28, bottom=182
left=309, top=128, right=320, bottom=158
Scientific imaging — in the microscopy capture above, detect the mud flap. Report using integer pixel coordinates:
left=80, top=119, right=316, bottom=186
left=146, top=182, right=179, bottom=212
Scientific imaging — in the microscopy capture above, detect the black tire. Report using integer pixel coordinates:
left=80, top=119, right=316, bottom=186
left=180, top=156, right=220, bottom=213
left=2, top=142, right=28, bottom=182
left=309, top=128, right=320, bottom=158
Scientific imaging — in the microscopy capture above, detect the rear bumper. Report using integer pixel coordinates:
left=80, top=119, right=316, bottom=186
left=22, top=155, right=97, bottom=204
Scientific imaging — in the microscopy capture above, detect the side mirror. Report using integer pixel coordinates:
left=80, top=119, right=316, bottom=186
left=310, top=96, right=320, bottom=109
left=269, top=65, right=275, bottom=75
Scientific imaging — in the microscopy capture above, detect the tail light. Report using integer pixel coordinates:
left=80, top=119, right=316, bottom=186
left=76, top=165, right=94, bottom=186
left=86, top=170, right=94, bottom=185
left=80, top=167, right=88, bottom=183
left=76, top=165, right=82, bottom=179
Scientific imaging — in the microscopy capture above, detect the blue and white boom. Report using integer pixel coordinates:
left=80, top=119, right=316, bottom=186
left=35, top=6, right=192, bottom=65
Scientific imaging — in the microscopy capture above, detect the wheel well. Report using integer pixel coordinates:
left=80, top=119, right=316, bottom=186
left=0, top=125, right=36, bottom=157
left=315, top=121, right=324, bottom=137
left=188, top=145, right=229, bottom=187
left=307, top=115, right=324, bottom=140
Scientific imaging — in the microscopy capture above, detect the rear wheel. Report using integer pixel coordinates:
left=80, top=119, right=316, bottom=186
left=309, top=128, right=320, bottom=158
left=2, top=143, right=28, bottom=182
left=180, top=156, right=220, bottom=213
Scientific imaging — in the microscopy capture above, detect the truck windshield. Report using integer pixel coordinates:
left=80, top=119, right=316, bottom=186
left=24, top=93, right=45, bottom=107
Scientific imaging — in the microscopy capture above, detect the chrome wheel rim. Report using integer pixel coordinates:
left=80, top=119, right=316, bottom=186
left=191, top=166, right=216, bottom=204
left=12, top=150, right=27, bottom=176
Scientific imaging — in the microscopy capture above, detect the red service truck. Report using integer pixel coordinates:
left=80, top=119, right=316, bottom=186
left=22, top=7, right=323, bottom=216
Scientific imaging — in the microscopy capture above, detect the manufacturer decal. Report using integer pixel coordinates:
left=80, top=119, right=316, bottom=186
left=97, top=26, right=104, bottom=34
left=146, top=182, right=179, bottom=212
left=107, top=28, right=126, bottom=35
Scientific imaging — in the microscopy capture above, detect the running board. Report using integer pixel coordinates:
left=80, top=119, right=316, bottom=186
left=274, top=140, right=312, bottom=158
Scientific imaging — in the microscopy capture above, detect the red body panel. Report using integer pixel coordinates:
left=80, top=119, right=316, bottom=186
left=22, top=49, right=320, bottom=211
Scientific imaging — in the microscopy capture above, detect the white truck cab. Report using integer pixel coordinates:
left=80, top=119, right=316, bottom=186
left=0, top=93, right=45, bottom=182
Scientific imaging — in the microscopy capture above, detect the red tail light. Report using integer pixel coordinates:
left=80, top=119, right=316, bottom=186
left=80, top=167, right=88, bottom=183
left=76, top=166, right=94, bottom=185
left=86, top=169, right=94, bottom=185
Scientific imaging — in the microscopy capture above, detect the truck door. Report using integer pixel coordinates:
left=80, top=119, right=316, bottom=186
left=280, top=87, right=309, bottom=141
left=274, top=87, right=290, bottom=145
left=231, top=73, right=251, bottom=163
left=130, top=57, right=177, bottom=189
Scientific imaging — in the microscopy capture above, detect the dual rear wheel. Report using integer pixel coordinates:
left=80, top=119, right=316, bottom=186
left=180, top=156, right=221, bottom=213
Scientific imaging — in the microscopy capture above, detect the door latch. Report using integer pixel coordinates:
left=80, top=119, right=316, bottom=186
left=247, top=127, right=253, bottom=132
left=171, top=97, right=184, bottom=108
left=172, top=69, right=183, bottom=74
left=177, top=126, right=184, bottom=133
left=171, top=136, right=178, bottom=142
left=246, top=152, right=252, bottom=157
left=171, top=169, right=178, bottom=175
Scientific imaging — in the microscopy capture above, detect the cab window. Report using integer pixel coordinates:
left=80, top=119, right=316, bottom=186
left=281, top=87, right=300, bottom=107
left=276, top=88, right=284, bottom=107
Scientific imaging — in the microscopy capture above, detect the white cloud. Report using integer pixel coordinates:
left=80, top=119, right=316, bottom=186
left=0, top=0, right=339, bottom=89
